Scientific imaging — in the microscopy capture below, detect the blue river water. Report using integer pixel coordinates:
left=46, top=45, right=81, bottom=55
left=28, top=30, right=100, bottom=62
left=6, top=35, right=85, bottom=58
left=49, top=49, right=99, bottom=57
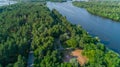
left=47, top=1, right=120, bottom=53
left=0, top=1, right=16, bottom=6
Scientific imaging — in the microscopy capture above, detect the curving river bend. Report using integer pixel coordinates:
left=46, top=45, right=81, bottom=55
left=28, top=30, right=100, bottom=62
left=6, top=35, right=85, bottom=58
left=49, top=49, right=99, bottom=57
left=47, top=1, right=120, bottom=53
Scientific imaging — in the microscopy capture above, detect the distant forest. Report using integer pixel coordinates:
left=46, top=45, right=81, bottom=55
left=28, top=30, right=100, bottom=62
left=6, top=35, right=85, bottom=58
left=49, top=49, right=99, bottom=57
left=88, top=0, right=120, bottom=1
left=11, top=0, right=67, bottom=2
left=73, top=1, right=120, bottom=21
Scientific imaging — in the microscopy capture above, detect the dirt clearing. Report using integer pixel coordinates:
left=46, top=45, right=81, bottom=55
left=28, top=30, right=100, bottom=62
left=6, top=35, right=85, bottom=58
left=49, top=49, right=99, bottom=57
left=63, top=49, right=88, bottom=66
left=71, top=49, right=88, bottom=66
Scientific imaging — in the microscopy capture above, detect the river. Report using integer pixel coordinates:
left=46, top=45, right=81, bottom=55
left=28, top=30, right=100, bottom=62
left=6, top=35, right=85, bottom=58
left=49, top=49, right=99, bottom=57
left=0, top=1, right=17, bottom=6
left=47, top=1, right=120, bottom=53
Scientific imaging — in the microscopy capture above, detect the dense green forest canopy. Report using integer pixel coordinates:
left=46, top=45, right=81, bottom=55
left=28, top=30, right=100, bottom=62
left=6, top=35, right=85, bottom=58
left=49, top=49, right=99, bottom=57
left=0, top=2, right=120, bottom=67
left=11, top=0, right=67, bottom=2
left=88, top=0, right=120, bottom=1
left=73, top=1, right=120, bottom=22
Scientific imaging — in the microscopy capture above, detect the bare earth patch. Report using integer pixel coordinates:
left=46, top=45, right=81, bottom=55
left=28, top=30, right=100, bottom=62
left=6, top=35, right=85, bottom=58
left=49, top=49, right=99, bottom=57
left=63, top=49, right=88, bottom=66
left=71, top=49, right=88, bottom=66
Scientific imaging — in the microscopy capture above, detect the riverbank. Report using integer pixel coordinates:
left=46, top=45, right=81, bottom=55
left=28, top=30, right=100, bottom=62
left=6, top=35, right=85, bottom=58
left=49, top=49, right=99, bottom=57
left=47, top=2, right=120, bottom=53
left=72, top=1, right=120, bottom=22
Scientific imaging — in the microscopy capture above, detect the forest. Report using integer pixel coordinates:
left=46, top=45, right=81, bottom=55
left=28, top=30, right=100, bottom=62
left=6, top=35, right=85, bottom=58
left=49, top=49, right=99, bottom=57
left=0, top=2, right=120, bottom=67
left=11, top=0, right=67, bottom=2
left=73, top=1, right=120, bottom=22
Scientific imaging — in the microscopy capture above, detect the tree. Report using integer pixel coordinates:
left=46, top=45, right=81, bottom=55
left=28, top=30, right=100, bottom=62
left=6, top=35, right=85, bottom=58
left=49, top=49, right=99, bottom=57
left=14, top=55, right=25, bottom=67
left=65, top=38, right=78, bottom=48
left=70, top=58, right=79, bottom=67
left=0, top=64, right=2, bottom=67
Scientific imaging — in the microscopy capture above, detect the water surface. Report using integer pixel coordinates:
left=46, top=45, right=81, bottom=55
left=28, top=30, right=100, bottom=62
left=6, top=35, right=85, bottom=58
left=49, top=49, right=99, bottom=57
left=0, top=1, right=16, bottom=6
left=47, top=2, right=120, bottom=53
